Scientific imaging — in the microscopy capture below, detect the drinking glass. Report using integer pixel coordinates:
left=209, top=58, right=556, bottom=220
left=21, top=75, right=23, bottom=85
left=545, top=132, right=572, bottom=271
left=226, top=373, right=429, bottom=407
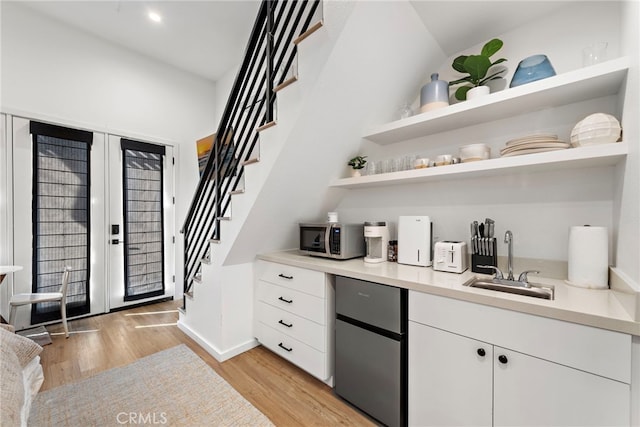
left=582, top=42, right=608, bottom=66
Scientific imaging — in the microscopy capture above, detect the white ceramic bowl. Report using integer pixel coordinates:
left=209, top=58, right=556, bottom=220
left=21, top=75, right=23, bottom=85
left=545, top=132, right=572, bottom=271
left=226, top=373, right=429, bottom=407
left=459, top=143, right=491, bottom=162
left=570, top=113, right=621, bottom=146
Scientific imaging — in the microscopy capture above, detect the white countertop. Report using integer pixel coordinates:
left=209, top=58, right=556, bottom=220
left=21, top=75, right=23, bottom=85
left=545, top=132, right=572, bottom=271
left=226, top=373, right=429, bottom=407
left=258, top=251, right=640, bottom=336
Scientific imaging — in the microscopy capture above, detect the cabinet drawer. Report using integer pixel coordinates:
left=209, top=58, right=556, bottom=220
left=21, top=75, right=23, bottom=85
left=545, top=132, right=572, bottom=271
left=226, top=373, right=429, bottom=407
left=409, top=290, right=632, bottom=383
left=256, top=301, right=326, bottom=351
left=255, top=321, right=328, bottom=381
left=257, top=280, right=326, bottom=325
left=257, top=260, right=326, bottom=298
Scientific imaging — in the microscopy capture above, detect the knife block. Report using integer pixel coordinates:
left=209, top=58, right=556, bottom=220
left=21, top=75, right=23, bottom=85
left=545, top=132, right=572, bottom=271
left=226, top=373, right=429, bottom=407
left=471, top=239, right=497, bottom=274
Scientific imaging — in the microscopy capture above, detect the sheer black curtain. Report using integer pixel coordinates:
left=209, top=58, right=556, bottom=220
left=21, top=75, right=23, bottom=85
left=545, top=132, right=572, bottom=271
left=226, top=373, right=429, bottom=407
left=121, top=139, right=165, bottom=301
left=30, top=121, right=92, bottom=324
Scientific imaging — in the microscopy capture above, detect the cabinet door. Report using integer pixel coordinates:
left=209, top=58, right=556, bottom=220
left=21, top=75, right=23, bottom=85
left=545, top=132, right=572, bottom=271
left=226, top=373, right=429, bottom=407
left=494, top=347, right=630, bottom=427
left=409, top=321, right=492, bottom=427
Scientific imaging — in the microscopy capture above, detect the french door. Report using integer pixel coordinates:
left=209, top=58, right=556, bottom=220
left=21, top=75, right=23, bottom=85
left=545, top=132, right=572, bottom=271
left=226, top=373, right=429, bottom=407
left=10, top=117, right=174, bottom=329
left=12, top=117, right=107, bottom=328
left=108, top=135, right=174, bottom=310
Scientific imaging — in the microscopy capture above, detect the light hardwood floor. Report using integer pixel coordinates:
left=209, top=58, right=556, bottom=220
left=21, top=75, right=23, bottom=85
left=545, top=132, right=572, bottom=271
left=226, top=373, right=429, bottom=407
left=39, top=299, right=376, bottom=426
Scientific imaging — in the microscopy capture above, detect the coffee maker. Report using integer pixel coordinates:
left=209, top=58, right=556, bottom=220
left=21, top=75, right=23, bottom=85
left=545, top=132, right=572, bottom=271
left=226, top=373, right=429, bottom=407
left=364, top=221, right=389, bottom=263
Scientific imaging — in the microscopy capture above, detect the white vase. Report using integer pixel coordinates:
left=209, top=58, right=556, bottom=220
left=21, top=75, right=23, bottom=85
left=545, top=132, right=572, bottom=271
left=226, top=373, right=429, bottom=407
left=466, top=86, right=490, bottom=100
left=351, top=169, right=361, bottom=177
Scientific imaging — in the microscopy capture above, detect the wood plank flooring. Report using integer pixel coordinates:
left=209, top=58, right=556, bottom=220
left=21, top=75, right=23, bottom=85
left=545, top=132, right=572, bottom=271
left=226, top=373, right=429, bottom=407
left=39, top=299, right=376, bottom=426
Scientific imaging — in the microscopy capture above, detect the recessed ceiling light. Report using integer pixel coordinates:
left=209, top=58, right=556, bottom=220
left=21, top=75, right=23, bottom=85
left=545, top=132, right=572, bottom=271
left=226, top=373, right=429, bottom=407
left=148, top=11, right=162, bottom=23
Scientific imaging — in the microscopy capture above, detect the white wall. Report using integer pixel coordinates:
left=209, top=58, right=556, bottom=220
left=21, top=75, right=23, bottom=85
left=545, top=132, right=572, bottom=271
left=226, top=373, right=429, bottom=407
left=333, top=2, right=633, bottom=280
left=1, top=2, right=219, bottom=297
left=616, top=0, right=640, bottom=289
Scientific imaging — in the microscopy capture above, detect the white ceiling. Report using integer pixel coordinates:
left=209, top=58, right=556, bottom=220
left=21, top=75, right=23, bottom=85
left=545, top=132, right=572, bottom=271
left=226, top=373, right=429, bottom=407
left=15, top=1, right=572, bottom=83
left=18, top=0, right=261, bottom=82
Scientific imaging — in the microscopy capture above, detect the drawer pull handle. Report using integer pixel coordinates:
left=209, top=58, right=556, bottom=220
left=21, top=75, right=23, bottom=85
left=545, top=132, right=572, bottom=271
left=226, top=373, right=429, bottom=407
left=278, top=296, right=293, bottom=304
left=498, top=354, right=508, bottom=364
left=278, top=274, right=293, bottom=280
left=278, top=342, right=292, bottom=352
left=278, top=320, right=293, bottom=328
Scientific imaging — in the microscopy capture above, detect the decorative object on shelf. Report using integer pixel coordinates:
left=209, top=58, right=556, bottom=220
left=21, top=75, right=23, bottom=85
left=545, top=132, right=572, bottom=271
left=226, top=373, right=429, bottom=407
left=459, top=143, right=491, bottom=162
left=449, top=38, right=507, bottom=101
left=466, top=86, right=490, bottom=100
left=570, top=113, right=621, bottom=146
left=582, top=42, right=608, bottom=67
left=510, top=54, right=556, bottom=88
left=500, top=134, right=569, bottom=157
left=420, top=73, right=450, bottom=112
left=347, top=155, right=367, bottom=177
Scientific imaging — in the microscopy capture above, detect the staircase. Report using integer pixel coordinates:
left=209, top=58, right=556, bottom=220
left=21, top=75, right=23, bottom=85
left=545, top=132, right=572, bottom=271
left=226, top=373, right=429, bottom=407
left=177, top=0, right=442, bottom=361
left=178, top=0, right=326, bottom=359
left=181, top=0, right=323, bottom=303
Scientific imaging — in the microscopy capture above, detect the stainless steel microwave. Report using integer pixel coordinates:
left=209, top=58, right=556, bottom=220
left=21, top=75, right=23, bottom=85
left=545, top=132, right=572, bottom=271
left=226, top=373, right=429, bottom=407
left=299, top=223, right=365, bottom=260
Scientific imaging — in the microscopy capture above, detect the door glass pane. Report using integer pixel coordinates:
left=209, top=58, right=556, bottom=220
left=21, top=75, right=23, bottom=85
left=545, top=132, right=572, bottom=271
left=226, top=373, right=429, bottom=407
left=122, top=146, right=165, bottom=301
left=32, top=134, right=90, bottom=323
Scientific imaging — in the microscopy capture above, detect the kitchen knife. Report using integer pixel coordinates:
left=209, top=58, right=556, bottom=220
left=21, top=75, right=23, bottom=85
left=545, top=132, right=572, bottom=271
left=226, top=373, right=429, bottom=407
left=486, top=218, right=495, bottom=257
left=470, top=222, right=476, bottom=254
left=473, top=221, right=478, bottom=254
left=478, top=223, right=485, bottom=255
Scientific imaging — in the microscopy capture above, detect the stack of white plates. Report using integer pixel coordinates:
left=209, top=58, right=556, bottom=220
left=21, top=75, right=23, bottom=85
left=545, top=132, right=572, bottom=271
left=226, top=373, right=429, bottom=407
left=500, top=134, right=570, bottom=157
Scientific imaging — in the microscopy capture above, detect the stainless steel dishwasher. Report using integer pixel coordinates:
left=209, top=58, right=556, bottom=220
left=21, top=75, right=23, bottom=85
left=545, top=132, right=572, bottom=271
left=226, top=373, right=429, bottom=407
left=335, top=276, right=407, bottom=427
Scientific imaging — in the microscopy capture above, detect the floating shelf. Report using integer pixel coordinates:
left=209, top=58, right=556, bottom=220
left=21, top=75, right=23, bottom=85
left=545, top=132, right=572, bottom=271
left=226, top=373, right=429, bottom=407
left=363, top=57, right=630, bottom=145
left=330, top=143, right=628, bottom=189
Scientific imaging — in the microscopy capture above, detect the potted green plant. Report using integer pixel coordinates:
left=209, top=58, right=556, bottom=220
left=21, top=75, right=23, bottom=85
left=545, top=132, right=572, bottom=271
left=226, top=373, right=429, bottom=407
left=347, top=155, right=367, bottom=177
left=449, top=38, right=507, bottom=101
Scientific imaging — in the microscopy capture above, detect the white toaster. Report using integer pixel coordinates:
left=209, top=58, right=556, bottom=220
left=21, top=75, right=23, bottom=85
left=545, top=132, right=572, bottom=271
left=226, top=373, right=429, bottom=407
left=433, top=241, right=468, bottom=273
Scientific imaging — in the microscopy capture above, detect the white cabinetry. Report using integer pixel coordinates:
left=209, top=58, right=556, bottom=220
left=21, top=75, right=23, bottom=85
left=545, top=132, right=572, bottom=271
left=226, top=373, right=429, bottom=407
left=331, top=57, right=629, bottom=189
left=409, top=291, right=632, bottom=427
left=254, top=260, right=334, bottom=385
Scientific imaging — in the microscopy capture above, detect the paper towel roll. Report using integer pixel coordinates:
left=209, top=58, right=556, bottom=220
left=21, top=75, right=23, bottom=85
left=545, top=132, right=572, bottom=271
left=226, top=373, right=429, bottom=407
left=567, top=226, right=608, bottom=289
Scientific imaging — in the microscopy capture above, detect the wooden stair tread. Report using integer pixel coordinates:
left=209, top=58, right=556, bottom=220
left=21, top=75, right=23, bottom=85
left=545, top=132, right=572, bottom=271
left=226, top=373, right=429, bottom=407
left=294, top=20, right=324, bottom=45
left=242, top=157, right=260, bottom=166
left=274, top=75, right=298, bottom=93
left=256, top=121, right=276, bottom=132
left=229, top=189, right=245, bottom=195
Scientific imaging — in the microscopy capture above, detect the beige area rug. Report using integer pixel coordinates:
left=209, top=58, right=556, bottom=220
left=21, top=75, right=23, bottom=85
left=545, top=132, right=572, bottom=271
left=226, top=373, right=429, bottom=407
left=29, top=344, right=274, bottom=426
left=17, top=326, right=52, bottom=346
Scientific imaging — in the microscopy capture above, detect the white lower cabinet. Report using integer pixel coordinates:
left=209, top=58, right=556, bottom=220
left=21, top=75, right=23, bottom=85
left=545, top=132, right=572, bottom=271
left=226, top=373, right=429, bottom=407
left=409, top=322, right=492, bottom=426
left=254, top=260, right=334, bottom=385
left=493, top=345, right=629, bottom=427
left=409, top=291, right=632, bottom=427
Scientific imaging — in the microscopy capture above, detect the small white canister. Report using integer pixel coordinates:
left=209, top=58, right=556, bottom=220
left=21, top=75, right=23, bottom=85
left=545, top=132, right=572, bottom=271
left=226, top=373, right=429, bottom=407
left=327, top=212, right=338, bottom=223
left=567, top=225, right=608, bottom=289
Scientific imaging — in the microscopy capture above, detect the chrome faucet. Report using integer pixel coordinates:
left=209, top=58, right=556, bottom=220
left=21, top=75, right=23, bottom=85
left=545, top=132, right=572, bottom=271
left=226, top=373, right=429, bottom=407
left=504, top=230, right=514, bottom=280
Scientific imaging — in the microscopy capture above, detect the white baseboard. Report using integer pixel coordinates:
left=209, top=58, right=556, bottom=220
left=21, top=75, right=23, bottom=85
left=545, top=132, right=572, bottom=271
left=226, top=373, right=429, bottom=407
left=177, top=320, right=259, bottom=362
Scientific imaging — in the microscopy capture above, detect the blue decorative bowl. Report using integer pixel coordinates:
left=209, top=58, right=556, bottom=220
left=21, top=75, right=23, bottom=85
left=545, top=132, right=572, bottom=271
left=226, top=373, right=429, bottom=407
left=510, top=54, right=556, bottom=88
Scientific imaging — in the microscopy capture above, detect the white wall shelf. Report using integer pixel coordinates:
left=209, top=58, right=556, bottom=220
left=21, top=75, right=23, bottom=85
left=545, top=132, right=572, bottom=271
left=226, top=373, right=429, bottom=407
left=363, top=57, right=630, bottom=145
left=330, top=143, right=628, bottom=189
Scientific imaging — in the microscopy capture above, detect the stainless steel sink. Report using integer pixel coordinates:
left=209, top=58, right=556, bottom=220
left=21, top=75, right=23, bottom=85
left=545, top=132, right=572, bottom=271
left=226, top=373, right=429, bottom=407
left=465, top=278, right=555, bottom=300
